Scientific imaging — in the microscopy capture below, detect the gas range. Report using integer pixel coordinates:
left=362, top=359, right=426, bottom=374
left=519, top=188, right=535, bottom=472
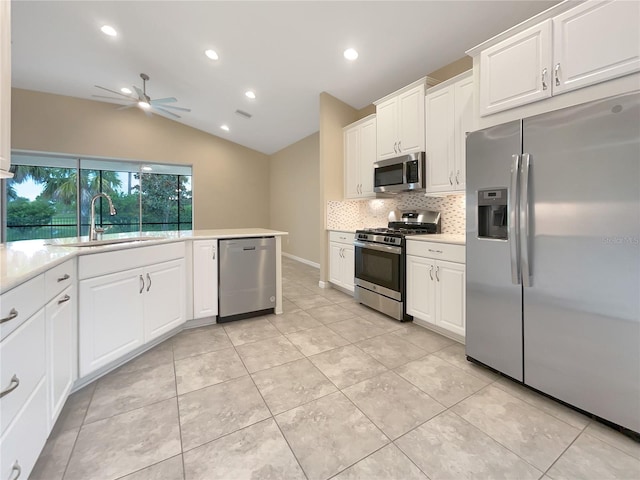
left=355, top=210, right=441, bottom=246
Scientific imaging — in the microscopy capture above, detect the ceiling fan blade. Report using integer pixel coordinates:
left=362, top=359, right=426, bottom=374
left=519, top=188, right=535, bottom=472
left=150, top=97, right=177, bottom=104
left=133, top=85, right=145, bottom=100
left=156, top=104, right=191, bottom=112
left=116, top=104, right=137, bottom=110
left=92, top=95, right=130, bottom=102
left=94, top=85, right=137, bottom=100
left=154, top=106, right=181, bottom=118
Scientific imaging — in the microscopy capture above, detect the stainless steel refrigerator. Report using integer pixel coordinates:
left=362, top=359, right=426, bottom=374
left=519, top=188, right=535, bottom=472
left=465, top=91, right=640, bottom=432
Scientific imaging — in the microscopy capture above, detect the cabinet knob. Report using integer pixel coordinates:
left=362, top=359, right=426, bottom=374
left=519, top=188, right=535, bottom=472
left=435, top=266, right=440, bottom=282
left=429, top=265, right=434, bottom=281
left=449, top=172, right=453, bottom=186
left=146, top=273, right=152, bottom=292
left=9, top=461, right=21, bottom=480
left=398, top=140, right=402, bottom=152
left=554, top=63, right=561, bottom=86
left=393, top=141, right=398, bottom=153
left=57, top=273, right=70, bottom=282
left=541, top=67, right=548, bottom=91
left=139, top=275, right=145, bottom=294
left=0, top=374, right=20, bottom=398
left=0, top=308, right=18, bottom=324
left=212, top=247, right=216, bottom=260
left=455, top=170, right=460, bottom=185
left=57, top=294, right=71, bottom=305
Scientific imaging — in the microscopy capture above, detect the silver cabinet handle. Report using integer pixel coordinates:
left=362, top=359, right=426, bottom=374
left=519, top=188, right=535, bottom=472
left=541, top=67, right=548, bottom=90
left=212, top=247, right=216, bottom=260
left=394, top=141, right=398, bottom=153
left=57, top=294, right=71, bottom=305
left=139, top=275, right=144, bottom=294
left=146, top=273, right=152, bottom=292
left=435, top=266, right=440, bottom=282
left=429, top=265, right=434, bottom=281
left=449, top=172, right=453, bottom=185
left=0, top=308, right=18, bottom=324
left=9, top=461, right=21, bottom=480
left=57, top=273, right=70, bottom=282
left=554, top=63, right=560, bottom=86
left=455, top=170, right=460, bottom=185
left=0, top=375, right=20, bottom=398
left=428, top=248, right=443, bottom=254
left=398, top=140, right=402, bottom=152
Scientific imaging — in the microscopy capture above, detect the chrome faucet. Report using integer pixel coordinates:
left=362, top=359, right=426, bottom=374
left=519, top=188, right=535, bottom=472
left=89, top=193, right=117, bottom=241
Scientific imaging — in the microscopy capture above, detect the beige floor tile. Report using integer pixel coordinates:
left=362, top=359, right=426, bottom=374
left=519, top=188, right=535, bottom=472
left=583, top=421, right=640, bottom=460
left=432, top=342, right=500, bottom=382
left=85, top=362, right=176, bottom=424
left=283, top=283, right=316, bottom=299
left=64, top=398, right=181, bottom=480
left=343, top=371, right=445, bottom=439
left=305, top=304, right=359, bottom=324
left=172, top=325, right=232, bottom=360
left=50, top=382, right=95, bottom=434
left=29, top=427, right=79, bottom=480
left=356, top=333, right=427, bottom=368
left=223, top=318, right=281, bottom=346
left=286, top=325, right=350, bottom=356
left=183, top=418, right=305, bottom=480
left=282, top=298, right=302, bottom=313
left=310, top=345, right=387, bottom=389
left=396, top=355, right=489, bottom=407
left=178, top=376, right=270, bottom=451
left=452, top=385, right=581, bottom=471
left=328, top=317, right=388, bottom=342
left=396, top=411, right=543, bottom=480
left=334, top=444, right=427, bottom=480
left=252, top=358, right=337, bottom=415
left=120, top=455, right=184, bottom=480
left=267, top=310, right=322, bottom=334
left=174, top=347, right=247, bottom=395
left=235, top=335, right=304, bottom=373
left=291, top=294, right=334, bottom=310
left=276, top=392, right=389, bottom=480
left=392, top=324, right=454, bottom=353
left=117, top=340, right=174, bottom=374
left=547, top=432, right=640, bottom=480
left=356, top=311, right=405, bottom=332
left=339, top=301, right=381, bottom=317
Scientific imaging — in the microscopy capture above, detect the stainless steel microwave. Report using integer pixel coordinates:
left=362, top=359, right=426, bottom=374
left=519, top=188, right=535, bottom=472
left=373, top=152, right=425, bottom=193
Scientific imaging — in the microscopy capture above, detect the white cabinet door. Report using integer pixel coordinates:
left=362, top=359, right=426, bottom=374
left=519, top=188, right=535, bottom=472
left=398, top=85, right=425, bottom=154
left=45, top=285, right=76, bottom=429
left=359, top=118, right=377, bottom=197
left=0, top=0, right=11, bottom=176
left=193, top=240, right=218, bottom=319
left=329, top=243, right=343, bottom=286
left=480, top=19, right=552, bottom=116
left=436, top=260, right=466, bottom=337
left=376, top=98, right=398, bottom=160
left=553, top=0, right=640, bottom=94
left=143, top=259, right=186, bottom=341
left=406, top=255, right=436, bottom=325
left=454, top=75, right=474, bottom=191
left=79, top=269, right=144, bottom=377
left=426, top=87, right=455, bottom=193
left=344, top=125, right=360, bottom=199
left=341, top=244, right=355, bottom=293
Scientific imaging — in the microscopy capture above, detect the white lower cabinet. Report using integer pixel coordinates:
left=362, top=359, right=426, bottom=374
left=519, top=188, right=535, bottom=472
left=406, top=241, right=466, bottom=338
left=328, top=231, right=355, bottom=293
left=192, top=240, right=218, bottom=319
left=143, top=259, right=186, bottom=341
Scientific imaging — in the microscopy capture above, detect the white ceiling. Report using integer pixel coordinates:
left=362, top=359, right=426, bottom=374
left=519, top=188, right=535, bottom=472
left=11, top=1, right=559, bottom=155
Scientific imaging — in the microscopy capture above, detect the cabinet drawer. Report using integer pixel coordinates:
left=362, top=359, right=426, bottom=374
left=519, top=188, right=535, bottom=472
left=0, top=274, right=45, bottom=341
left=0, top=377, right=48, bottom=480
left=406, top=240, right=465, bottom=263
left=329, top=231, right=355, bottom=244
left=45, top=259, right=75, bottom=301
left=79, top=241, right=185, bottom=279
left=0, top=309, right=46, bottom=434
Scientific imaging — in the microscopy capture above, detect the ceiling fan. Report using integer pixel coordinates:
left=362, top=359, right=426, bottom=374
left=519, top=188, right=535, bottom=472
left=93, top=73, right=191, bottom=118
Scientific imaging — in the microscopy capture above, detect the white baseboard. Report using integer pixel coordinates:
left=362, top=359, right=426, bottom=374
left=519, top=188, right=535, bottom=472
left=282, top=252, right=320, bottom=269
left=412, top=317, right=465, bottom=345
left=318, top=280, right=327, bottom=288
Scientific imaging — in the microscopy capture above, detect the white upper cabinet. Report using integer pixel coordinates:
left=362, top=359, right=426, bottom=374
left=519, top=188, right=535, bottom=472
left=480, top=20, right=552, bottom=116
left=375, top=79, right=431, bottom=161
left=0, top=0, right=12, bottom=178
left=426, top=71, right=473, bottom=194
left=476, top=0, right=640, bottom=117
left=343, top=115, right=376, bottom=199
left=552, top=0, right=640, bottom=94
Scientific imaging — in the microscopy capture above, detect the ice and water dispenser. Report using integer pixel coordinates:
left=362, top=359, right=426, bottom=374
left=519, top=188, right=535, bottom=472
left=477, top=188, right=508, bottom=240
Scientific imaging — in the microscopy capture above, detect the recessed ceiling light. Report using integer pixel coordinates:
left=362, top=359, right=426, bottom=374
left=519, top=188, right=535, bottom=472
left=100, top=25, right=117, bottom=37
left=141, top=166, right=152, bottom=172
left=121, top=87, right=132, bottom=95
left=220, top=125, right=230, bottom=132
left=343, top=48, right=358, bottom=61
left=205, top=49, right=219, bottom=60
left=245, top=91, right=256, bottom=100
left=138, top=101, right=151, bottom=110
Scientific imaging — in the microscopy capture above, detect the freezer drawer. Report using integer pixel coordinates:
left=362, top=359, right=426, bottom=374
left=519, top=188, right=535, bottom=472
left=218, top=237, right=276, bottom=321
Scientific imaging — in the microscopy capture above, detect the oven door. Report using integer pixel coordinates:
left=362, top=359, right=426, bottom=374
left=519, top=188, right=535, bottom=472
left=354, top=241, right=402, bottom=300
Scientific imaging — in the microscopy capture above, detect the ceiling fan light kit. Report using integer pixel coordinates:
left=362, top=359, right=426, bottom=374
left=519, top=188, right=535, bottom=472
left=93, top=72, right=191, bottom=118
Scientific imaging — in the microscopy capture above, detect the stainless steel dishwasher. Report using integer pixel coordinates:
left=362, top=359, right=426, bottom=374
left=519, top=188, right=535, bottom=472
left=218, top=236, right=276, bottom=322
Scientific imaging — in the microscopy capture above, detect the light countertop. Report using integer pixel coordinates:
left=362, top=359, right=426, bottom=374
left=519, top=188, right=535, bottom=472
left=1, top=229, right=288, bottom=293
left=405, top=233, right=466, bottom=245
left=328, top=229, right=357, bottom=234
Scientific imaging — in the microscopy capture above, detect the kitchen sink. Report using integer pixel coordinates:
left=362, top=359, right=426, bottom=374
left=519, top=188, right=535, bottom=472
left=45, top=236, right=166, bottom=247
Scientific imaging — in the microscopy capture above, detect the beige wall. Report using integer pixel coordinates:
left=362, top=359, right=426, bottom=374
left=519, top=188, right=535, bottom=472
left=318, top=92, right=358, bottom=282
left=11, top=88, right=270, bottom=229
left=269, top=132, right=320, bottom=264
left=428, top=56, right=473, bottom=82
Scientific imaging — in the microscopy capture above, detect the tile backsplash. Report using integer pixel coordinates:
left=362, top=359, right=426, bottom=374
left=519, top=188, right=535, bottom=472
left=327, top=192, right=465, bottom=234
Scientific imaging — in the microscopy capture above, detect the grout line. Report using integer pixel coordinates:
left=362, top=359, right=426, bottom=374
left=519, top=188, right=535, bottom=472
left=170, top=338, right=188, bottom=480
left=543, top=421, right=590, bottom=476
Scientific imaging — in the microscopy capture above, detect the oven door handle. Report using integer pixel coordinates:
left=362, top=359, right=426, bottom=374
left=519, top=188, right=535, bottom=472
left=354, top=240, right=402, bottom=255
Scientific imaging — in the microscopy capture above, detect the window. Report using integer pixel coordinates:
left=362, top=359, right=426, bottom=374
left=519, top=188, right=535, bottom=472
left=2, top=154, right=193, bottom=242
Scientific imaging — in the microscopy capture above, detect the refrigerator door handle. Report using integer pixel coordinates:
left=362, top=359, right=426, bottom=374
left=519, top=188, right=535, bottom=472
left=520, top=153, right=532, bottom=287
left=509, top=154, right=521, bottom=285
